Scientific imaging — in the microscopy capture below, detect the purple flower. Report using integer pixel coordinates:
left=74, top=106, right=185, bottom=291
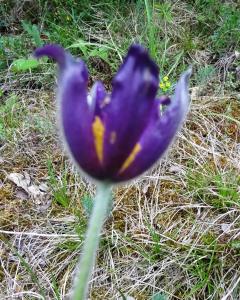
left=35, top=44, right=191, bottom=182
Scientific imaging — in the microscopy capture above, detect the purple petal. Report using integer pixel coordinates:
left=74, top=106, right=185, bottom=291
left=34, top=44, right=67, bottom=69
left=88, top=81, right=107, bottom=116
left=157, top=95, right=171, bottom=106
left=35, top=44, right=104, bottom=179
left=114, top=68, right=191, bottom=181
left=34, top=44, right=88, bottom=81
left=60, top=63, right=106, bottom=178
left=102, top=44, right=159, bottom=176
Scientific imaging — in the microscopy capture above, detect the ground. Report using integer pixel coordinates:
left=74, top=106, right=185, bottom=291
left=0, top=1, right=240, bottom=299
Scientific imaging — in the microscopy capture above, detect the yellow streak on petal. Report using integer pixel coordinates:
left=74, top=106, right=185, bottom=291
left=92, top=116, right=105, bottom=163
left=119, top=143, right=141, bottom=174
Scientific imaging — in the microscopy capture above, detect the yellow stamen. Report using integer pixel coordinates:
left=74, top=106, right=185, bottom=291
left=92, top=116, right=105, bottom=163
left=119, top=143, right=141, bottom=173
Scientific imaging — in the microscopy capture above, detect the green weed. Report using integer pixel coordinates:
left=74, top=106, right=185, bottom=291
left=185, top=245, right=220, bottom=298
left=144, top=0, right=157, bottom=58
left=0, top=94, right=24, bottom=141
left=47, top=159, right=70, bottom=208
left=33, top=115, right=54, bottom=136
left=21, top=20, right=43, bottom=47
left=196, top=65, right=216, bottom=85
left=50, top=273, right=61, bottom=300
left=57, top=240, right=81, bottom=251
left=146, top=223, right=163, bottom=261
left=187, top=167, right=240, bottom=209
left=11, top=58, right=40, bottom=72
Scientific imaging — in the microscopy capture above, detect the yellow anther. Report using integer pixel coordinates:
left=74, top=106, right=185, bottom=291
left=92, top=116, right=105, bottom=163
left=119, top=143, right=141, bottom=173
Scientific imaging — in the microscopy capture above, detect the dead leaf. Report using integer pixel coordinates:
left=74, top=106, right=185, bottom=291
left=7, top=172, right=49, bottom=200
left=15, top=189, right=28, bottom=200
left=8, top=172, right=30, bottom=191
left=221, top=223, right=231, bottom=233
left=142, top=183, right=150, bottom=194
left=169, top=165, right=185, bottom=174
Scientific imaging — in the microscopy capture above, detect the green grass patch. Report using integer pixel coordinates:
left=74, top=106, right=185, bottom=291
left=47, top=159, right=70, bottom=208
left=187, top=166, right=240, bottom=209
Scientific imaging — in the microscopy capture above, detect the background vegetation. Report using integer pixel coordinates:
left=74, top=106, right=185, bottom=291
left=0, top=1, right=240, bottom=299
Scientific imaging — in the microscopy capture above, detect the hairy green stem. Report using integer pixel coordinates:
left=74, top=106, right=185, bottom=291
left=72, top=183, right=112, bottom=300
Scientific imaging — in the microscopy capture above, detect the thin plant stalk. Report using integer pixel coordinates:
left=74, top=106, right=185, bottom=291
left=144, top=0, right=156, bottom=57
left=72, top=183, right=112, bottom=300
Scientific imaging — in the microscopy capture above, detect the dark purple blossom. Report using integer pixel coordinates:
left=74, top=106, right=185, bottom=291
left=34, top=44, right=191, bottom=182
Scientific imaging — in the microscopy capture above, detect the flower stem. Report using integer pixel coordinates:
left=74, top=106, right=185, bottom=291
left=72, top=182, right=112, bottom=300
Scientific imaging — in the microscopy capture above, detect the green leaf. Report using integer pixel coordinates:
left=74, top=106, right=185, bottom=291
left=69, top=39, right=88, bottom=56
left=22, top=20, right=43, bottom=47
left=12, top=58, right=40, bottom=72
left=88, top=47, right=109, bottom=61
left=230, top=240, right=240, bottom=249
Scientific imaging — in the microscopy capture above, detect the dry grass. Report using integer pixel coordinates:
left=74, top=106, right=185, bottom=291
left=1, top=0, right=240, bottom=298
left=0, top=76, right=240, bottom=300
